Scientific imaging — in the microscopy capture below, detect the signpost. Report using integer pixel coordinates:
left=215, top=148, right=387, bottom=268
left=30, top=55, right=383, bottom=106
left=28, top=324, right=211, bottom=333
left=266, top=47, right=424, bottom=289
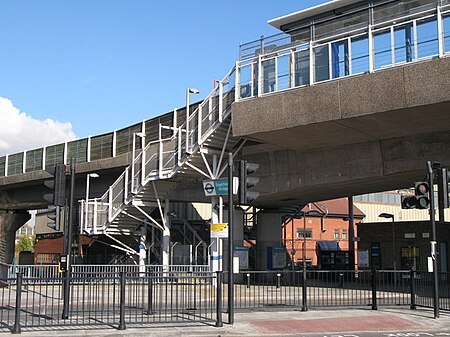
left=203, top=178, right=238, bottom=197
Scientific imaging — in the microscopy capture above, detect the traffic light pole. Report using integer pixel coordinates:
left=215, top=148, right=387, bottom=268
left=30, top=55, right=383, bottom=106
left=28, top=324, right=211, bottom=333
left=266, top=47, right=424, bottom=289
left=426, top=160, right=439, bottom=319
left=62, top=158, right=76, bottom=319
left=227, top=153, right=234, bottom=324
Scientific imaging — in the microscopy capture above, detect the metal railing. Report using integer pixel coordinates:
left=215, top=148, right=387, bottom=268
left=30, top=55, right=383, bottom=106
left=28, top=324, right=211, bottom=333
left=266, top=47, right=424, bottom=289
left=223, top=269, right=439, bottom=312
left=0, top=268, right=448, bottom=333
left=2, top=264, right=211, bottom=284
left=0, top=270, right=220, bottom=333
left=236, top=8, right=450, bottom=101
left=81, top=65, right=236, bottom=235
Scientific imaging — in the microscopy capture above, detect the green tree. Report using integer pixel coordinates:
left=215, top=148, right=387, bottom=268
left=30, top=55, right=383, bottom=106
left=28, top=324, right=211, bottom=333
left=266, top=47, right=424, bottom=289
left=16, top=235, right=35, bottom=253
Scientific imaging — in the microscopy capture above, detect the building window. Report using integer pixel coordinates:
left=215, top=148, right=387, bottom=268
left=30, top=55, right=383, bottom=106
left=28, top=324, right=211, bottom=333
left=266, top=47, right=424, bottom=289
left=334, top=229, right=340, bottom=239
left=297, top=228, right=312, bottom=239
left=342, top=229, right=348, bottom=240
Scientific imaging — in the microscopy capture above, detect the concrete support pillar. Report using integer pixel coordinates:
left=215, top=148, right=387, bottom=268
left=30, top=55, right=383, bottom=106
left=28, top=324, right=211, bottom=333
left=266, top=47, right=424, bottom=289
left=222, top=207, right=244, bottom=271
left=139, top=225, right=146, bottom=273
left=256, top=212, right=283, bottom=271
left=0, top=211, right=31, bottom=264
left=162, top=199, right=170, bottom=271
left=210, top=196, right=221, bottom=272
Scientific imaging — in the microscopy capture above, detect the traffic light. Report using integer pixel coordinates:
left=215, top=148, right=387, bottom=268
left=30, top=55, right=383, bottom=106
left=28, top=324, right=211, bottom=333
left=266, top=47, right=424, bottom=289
left=437, top=168, right=449, bottom=209
left=43, top=164, right=66, bottom=206
left=414, top=181, right=430, bottom=209
left=238, top=160, right=260, bottom=204
left=401, top=181, right=430, bottom=209
left=46, top=205, right=61, bottom=231
left=44, top=164, right=66, bottom=231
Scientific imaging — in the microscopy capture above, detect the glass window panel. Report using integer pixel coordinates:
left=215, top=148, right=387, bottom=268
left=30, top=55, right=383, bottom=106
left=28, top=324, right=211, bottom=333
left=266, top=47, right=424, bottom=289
left=394, top=23, right=414, bottom=63
left=342, top=229, right=348, bottom=240
left=362, top=194, right=369, bottom=202
left=67, top=139, right=88, bottom=163
left=374, top=30, right=392, bottom=69
left=314, top=44, right=330, bottom=82
left=315, top=9, right=369, bottom=41
left=262, top=58, right=276, bottom=94
left=416, top=17, right=438, bottom=58
left=239, top=64, right=253, bottom=99
left=374, top=0, right=437, bottom=25
left=443, top=15, right=450, bottom=53
left=351, top=35, right=369, bottom=74
left=294, top=47, right=310, bottom=86
left=8, top=153, right=24, bottom=175
left=332, top=40, right=349, bottom=78
left=375, top=193, right=383, bottom=203
left=25, top=149, right=43, bottom=172
left=297, top=228, right=313, bottom=239
left=290, top=27, right=311, bottom=44
left=389, top=194, right=396, bottom=204
left=277, top=54, right=290, bottom=91
left=45, top=144, right=64, bottom=169
left=334, top=229, right=339, bottom=239
left=0, top=157, right=5, bottom=177
left=368, top=194, right=375, bottom=202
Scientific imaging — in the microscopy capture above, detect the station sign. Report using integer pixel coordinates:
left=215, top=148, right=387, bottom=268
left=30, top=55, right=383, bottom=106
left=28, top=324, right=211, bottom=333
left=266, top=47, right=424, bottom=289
left=203, top=178, right=239, bottom=196
left=203, top=179, right=228, bottom=196
left=210, top=223, right=228, bottom=238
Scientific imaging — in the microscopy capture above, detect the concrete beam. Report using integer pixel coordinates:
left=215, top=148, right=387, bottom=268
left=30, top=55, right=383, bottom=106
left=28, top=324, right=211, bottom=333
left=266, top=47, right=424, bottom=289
left=243, top=131, right=450, bottom=207
left=232, top=57, right=450, bottom=152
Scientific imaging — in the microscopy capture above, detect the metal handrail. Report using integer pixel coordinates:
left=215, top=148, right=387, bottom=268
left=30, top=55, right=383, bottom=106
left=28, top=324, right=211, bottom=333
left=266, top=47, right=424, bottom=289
left=81, top=64, right=237, bottom=234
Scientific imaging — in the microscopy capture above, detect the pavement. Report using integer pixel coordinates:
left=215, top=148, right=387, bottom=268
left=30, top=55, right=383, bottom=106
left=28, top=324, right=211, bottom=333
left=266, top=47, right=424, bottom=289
left=14, top=307, right=450, bottom=337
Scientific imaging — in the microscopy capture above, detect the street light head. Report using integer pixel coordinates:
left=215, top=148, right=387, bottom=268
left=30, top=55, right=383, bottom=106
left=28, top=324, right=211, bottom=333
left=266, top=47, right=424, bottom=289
left=88, top=173, right=99, bottom=178
left=378, top=213, right=394, bottom=219
left=188, top=88, right=200, bottom=94
left=135, top=132, right=145, bottom=138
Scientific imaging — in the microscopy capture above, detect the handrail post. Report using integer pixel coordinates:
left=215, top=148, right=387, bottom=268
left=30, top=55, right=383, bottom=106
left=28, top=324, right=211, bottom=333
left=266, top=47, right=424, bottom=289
left=410, top=268, right=416, bottom=310
left=235, top=61, right=240, bottom=102
left=218, top=81, right=223, bottom=122
left=118, top=272, right=126, bottom=330
left=108, top=187, right=113, bottom=222
left=215, top=271, right=223, bottom=327
left=146, top=268, right=153, bottom=315
left=198, top=105, right=203, bottom=144
left=371, top=267, right=378, bottom=310
left=12, top=273, right=22, bottom=334
left=124, top=167, right=129, bottom=201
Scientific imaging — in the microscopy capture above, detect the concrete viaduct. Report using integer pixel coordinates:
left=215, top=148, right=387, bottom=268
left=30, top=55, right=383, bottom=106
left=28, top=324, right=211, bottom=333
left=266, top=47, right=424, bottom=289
left=0, top=56, right=448, bottom=264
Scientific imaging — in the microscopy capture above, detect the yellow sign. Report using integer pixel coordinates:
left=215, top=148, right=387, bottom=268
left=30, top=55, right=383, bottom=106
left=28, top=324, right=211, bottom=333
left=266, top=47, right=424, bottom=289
left=211, top=223, right=228, bottom=238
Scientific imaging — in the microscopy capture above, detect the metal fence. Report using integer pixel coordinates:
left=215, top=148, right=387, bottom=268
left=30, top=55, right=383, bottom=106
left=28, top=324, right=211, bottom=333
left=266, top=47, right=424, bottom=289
left=0, top=270, right=220, bottom=333
left=0, top=268, right=447, bottom=333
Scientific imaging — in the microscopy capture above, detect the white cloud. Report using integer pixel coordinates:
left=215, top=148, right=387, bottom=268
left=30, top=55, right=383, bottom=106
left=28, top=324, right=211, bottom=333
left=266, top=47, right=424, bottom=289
left=0, top=97, right=76, bottom=156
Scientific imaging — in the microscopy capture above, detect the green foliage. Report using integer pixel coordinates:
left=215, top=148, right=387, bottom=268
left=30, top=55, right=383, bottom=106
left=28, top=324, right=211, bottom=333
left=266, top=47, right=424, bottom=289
left=16, top=235, right=35, bottom=253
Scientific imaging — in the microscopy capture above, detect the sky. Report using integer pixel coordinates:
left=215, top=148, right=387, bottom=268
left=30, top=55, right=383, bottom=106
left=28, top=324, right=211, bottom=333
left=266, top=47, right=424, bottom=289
left=0, top=0, right=329, bottom=156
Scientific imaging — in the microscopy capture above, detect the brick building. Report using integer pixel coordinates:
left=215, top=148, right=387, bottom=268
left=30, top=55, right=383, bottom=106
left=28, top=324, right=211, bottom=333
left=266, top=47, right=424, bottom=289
left=283, top=198, right=365, bottom=269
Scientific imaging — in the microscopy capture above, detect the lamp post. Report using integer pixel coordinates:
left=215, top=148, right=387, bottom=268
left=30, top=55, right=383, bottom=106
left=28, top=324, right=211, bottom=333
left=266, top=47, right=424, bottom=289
left=186, top=88, right=200, bottom=153
left=379, top=213, right=396, bottom=272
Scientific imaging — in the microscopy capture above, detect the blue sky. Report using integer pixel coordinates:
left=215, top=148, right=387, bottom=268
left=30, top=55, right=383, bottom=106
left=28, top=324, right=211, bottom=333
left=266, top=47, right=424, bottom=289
left=0, top=0, right=328, bottom=155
